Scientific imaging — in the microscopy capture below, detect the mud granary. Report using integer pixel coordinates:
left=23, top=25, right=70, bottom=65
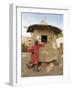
left=27, top=24, right=62, bottom=62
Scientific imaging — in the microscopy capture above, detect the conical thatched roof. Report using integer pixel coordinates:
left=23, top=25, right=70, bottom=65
left=27, top=24, right=62, bottom=35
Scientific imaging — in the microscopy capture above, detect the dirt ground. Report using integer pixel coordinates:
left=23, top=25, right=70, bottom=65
left=21, top=53, right=63, bottom=77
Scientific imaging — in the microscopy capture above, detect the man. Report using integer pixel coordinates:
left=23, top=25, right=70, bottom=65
left=27, top=40, right=46, bottom=72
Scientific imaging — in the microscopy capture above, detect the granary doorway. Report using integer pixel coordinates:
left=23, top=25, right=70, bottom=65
left=41, top=35, right=47, bottom=43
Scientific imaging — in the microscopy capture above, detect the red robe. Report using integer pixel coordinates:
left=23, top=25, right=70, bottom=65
left=28, top=43, right=45, bottom=64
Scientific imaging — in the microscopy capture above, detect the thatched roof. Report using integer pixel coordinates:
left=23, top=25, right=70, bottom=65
left=27, top=24, right=62, bottom=35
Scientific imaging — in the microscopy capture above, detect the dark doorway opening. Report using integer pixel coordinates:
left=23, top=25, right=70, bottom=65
left=41, top=35, right=47, bottom=43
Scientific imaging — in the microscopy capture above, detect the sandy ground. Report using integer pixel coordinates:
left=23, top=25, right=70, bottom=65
left=21, top=54, right=63, bottom=77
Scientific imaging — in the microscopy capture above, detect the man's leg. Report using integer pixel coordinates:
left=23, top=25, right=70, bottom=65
left=33, top=64, right=39, bottom=72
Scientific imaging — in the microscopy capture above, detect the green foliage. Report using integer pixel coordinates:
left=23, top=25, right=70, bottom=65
left=56, top=32, right=63, bottom=39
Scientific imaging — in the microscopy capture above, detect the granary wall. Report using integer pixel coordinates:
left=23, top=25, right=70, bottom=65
left=32, top=29, right=54, bottom=43
left=32, top=29, right=58, bottom=62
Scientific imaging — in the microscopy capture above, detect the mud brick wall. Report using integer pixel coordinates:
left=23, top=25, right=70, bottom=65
left=32, top=29, right=58, bottom=62
left=32, top=29, right=54, bottom=44
left=39, top=47, right=58, bottom=62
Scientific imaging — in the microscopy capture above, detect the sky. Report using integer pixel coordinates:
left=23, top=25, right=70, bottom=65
left=22, top=12, right=63, bottom=37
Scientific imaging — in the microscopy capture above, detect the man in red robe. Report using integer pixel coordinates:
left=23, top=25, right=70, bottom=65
left=28, top=40, right=45, bottom=71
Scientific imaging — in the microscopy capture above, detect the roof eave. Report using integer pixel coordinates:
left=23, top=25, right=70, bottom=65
left=27, top=24, right=62, bottom=35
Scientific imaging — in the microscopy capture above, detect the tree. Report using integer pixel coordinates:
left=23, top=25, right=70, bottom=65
left=56, top=32, right=63, bottom=39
